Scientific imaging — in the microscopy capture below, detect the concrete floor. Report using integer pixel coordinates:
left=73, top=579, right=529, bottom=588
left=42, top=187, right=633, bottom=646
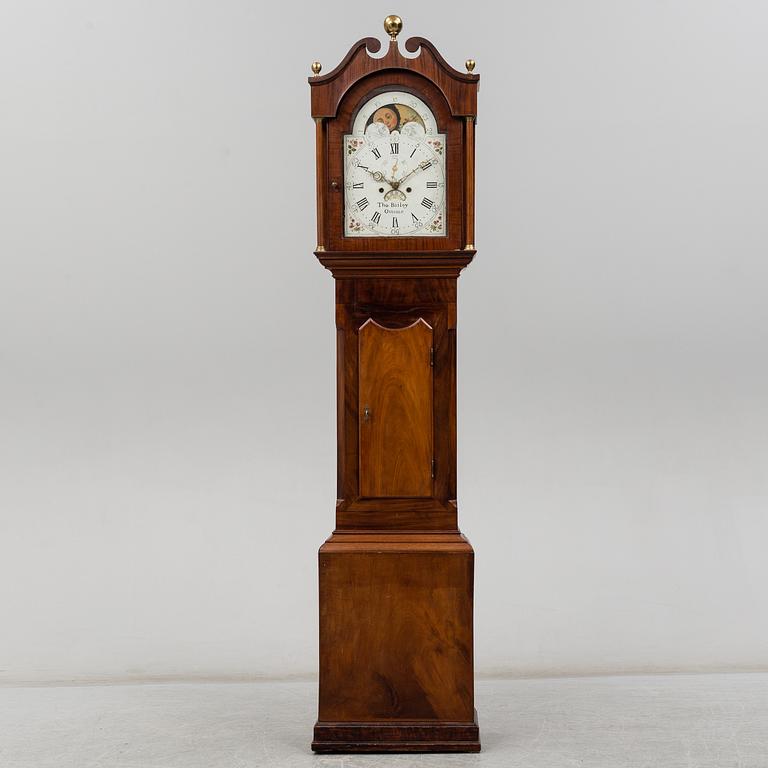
left=0, top=674, right=766, bottom=767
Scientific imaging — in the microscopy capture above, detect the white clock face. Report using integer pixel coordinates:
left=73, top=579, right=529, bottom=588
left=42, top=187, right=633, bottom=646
left=344, top=91, right=446, bottom=238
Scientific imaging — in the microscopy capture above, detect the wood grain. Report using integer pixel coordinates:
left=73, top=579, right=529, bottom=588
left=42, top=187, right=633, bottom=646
left=313, top=118, right=327, bottom=250
left=309, top=37, right=479, bottom=119
left=316, top=533, right=476, bottom=737
left=312, top=712, right=480, bottom=753
left=359, top=318, right=433, bottom=498
left=333, top=278, right=456, bottom=529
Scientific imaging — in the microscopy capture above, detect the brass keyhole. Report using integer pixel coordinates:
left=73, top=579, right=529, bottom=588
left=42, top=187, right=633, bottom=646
left=363, top=406, right=371, bottom=422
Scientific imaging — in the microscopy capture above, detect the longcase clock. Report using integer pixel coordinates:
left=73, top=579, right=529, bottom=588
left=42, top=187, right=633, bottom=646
left=308, top=16, right=480, bottom=753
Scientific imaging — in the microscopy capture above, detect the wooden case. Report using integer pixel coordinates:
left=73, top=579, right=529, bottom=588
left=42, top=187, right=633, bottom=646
left=309, top=21, right=480, bottom=753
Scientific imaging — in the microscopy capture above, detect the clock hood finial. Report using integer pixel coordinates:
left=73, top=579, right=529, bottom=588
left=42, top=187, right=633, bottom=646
left=383, top=15, right=403, bottom=41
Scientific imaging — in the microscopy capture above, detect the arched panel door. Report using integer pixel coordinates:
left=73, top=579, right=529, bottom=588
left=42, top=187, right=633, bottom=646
left=358, top=318, right=434, bottom=498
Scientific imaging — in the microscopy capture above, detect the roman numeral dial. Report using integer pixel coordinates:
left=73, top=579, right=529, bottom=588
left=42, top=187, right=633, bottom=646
left=343, top=96, right=446, bottom=238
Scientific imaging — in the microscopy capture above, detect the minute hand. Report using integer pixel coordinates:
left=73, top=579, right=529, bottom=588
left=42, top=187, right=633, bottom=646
left=395, top=160, right=433, bottom=187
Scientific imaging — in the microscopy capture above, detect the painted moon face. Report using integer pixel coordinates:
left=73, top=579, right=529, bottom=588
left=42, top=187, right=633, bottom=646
left=352, top=91, right=439, bottom=137
left=371, top=106, right=399, bottom=131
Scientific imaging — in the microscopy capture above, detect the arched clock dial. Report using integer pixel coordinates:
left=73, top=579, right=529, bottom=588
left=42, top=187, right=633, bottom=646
left=344, top=91, right=446, bottom=237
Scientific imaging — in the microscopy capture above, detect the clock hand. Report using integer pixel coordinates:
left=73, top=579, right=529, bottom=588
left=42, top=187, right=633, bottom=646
left=363, top=168, right=395, bottom=188
left=395, top=160, right=432, bottom=187
left=390, top=160, right=399, bottom=185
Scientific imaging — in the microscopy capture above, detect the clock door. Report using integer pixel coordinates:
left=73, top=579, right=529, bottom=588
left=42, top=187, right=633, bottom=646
left=358, top=318, right=433, bottom=498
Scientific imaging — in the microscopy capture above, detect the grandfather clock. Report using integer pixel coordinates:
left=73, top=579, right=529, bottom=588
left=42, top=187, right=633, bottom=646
left=309, top=16, right=480, bottom=753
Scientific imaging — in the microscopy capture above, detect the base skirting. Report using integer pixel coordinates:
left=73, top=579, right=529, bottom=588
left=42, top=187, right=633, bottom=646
left=311, top=710, right=480, bottom=753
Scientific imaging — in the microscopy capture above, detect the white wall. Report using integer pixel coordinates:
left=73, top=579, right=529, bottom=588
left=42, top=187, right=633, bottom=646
left=1, top=0, right=767, bottom=684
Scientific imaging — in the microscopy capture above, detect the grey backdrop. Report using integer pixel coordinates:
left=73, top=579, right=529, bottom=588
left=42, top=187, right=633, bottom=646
left=1, top=0, right=767, bottom=683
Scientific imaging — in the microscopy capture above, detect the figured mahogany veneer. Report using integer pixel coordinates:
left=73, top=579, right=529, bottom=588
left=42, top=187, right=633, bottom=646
left=309, top=37, right=478, bottom=118
left=309, top=22, right=480, bottom=753
left=359, top=318, right=434, bottom=498
left=312, top=533, right=479, bottom=753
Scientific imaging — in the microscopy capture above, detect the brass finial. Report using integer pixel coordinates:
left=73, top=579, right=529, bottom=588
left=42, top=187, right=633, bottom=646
left=384, top=15, right=403, bottom=41
left=465, top=59, right=476, bottom=73
left=311, top=61, right=322, bottom=75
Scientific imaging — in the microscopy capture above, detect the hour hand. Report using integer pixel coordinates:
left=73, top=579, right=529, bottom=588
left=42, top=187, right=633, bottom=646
left=366, top=169, right=391, bottom=186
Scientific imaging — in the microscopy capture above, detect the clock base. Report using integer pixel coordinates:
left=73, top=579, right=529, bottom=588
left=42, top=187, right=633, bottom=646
left=311, top=710, right=480, bottom=753
left=314, top=532, right=478, bottom=753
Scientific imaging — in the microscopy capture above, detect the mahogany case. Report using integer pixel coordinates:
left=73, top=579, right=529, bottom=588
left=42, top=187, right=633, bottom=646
left=309, top=26, right=480, bottom=753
